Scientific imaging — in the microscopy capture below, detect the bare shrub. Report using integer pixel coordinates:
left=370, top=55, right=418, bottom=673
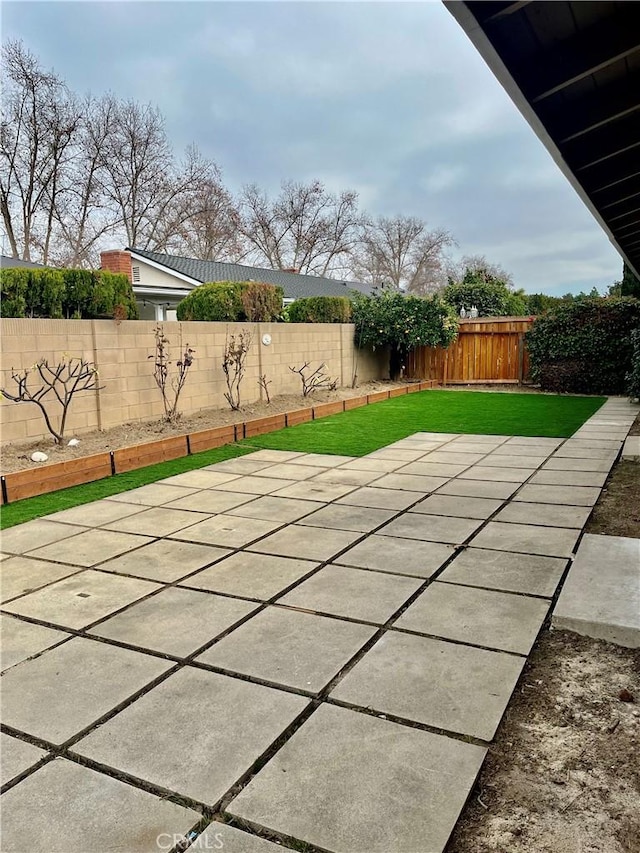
left=1, top=356, right=103, bottom=445
left=289, top=362, right=338, bottom=396
left=258, top=373, right=272, bottom=404
left=149, top=324, right=195, bottom=423
left=223, top=329, right=252, bottom=410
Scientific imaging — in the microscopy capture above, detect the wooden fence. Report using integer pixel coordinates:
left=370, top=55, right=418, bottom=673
left=406, top=317, right=533, bottom=385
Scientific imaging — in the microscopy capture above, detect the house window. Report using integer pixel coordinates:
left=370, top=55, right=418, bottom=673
left=132, top=265, right=141, bottom=283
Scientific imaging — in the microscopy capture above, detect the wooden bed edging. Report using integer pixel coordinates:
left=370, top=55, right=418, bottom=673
left=1, top=382, right=437, bottom=503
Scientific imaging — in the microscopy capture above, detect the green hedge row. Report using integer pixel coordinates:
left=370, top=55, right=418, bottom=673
left=526, top=297, right=640, bottom=394
left=0, top=267, right=138, bottom=320
left=177, top=281, right=283, bottom=322
left=286, top=296, right=352, bottom=323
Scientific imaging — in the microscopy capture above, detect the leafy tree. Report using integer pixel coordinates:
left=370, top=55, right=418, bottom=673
left=352, top=291, right=458, bottom=379
left=606, top=265, right=639, bottom=298
left=443, top=259, right=526, bottom=316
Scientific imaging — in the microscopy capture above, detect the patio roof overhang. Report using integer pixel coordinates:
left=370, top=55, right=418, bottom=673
left=445, top=1, right=640, bottom=278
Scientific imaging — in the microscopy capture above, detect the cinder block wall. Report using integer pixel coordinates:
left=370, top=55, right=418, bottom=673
left=0, top=320, right=388, bottom=445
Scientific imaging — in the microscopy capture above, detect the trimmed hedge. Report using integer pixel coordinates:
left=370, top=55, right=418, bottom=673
left=286, top=296, right=352, bottom=323
left=0, top=267, right=138, bottom=319
left=177, top=281, right=283, bottom=322
left=526, top=297, right=640, bottom=394
left=626, top=329, right=640, bottom=401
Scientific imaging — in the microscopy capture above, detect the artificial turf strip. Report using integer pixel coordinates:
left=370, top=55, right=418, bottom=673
left=242, top=390, right=606, bottom=457
left=0, top=443, right=256, bottom=529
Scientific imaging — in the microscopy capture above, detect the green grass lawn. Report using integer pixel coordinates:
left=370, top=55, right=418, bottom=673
left=1, top=390, right=604, bottom=529
left=242, top=390, right=606, bottom=457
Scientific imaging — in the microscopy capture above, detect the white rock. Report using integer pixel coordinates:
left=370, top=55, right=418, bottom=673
left=31, top=451, right=49, bottom=463
left=67, top=438, right=80, bottom=447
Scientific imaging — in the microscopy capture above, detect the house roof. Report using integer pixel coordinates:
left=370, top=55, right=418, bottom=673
left=129, top=247, right=374, bottom=300
left=0, top=255, right=50, bottom=270
left=447, top=1, right=640, bottom=278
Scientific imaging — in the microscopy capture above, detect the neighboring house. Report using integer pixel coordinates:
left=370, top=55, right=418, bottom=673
left=100, top=248, right=374, bottom=321
left=0, top=255, right=51, bottom=270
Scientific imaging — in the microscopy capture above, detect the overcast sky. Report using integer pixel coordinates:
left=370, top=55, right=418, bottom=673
left=3, top=0, right=624, bottom=295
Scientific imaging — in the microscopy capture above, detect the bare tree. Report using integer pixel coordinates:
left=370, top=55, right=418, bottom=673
left=238, top=180, right=362, bottom=276
left=52, top=94, right=120, bottom=267
left=1, top=40, right=81, bottom=263
left=351, top=215, right=455, bottom=294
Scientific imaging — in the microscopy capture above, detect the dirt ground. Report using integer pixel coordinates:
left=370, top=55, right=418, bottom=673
left=0, top=379, right=405, bottom=474
left=447, top=630, right=640, bottom=853
left=448, top=412, right=640, bottom=853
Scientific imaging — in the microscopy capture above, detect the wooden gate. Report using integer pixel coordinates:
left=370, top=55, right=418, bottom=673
left=406, top=317, right=533, bottom=384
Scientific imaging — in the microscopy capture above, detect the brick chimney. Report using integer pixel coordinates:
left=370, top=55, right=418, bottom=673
left=101, top=250, right=132, bottom=282
left=283, top=267, right=299, bottom=274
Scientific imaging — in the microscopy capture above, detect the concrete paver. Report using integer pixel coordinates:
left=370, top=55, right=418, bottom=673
left=271, top=480, right=356, bottom=501
left=334, top=534, right=454, bottom=578
left=438, top=547, right=567, bottom=597
left=0, top=759, right=199, bottom=852
left=529, top=469, right=608, bottom=487
left=168, top=514, right=282, bottom=547
left=27, top=528, right=153, bottom=567
left=457, top=466, right=536, bottom=483
left=2, top=570, right=161, bottom=629
left=311, top=467, right=383, bottom=486
left=622, top=435, right=640, bottom=459
left=43, top=499, right=147, bottom=527
left=0, top=556, right=84, bottom=603
left=469, top=521, right=579, bottom=558
left=99, top=539, right=230, bottom=582
left=106, top=482, right=198, bottom=505
left=1, top=520, right=86, bottom=555
left=189, top=823, right=286, bottom=851
left=371, top=472, right=449, bottom=492
left=226, top=495, right=324, bottom=523
left=514, top=483, right=601, bottom=506
left=1, top=614, right=70, bottom=671
left=157, top=469, right=240, bottom=488
left=480, top=453, right=549, bottom=468
left=209, top=457, right=280, bottom=475
left=396, top=460, right=469, bottom=478
left=164, top=489, right=257, bottom=513
left=228, top=703, right=486, bottom=853
left=410, top=494, right=504, bottom=519
left=542, top=455, right=616, bottom=472
left=0, top=733, right=47, bottom=786
left=396, top=582, right=549, bottom=654
left=379, top=513, right=483, bottom=545
left=553, top=533, right=640, bottom=647
left=90, top=587, right=258, bottom=656
left=74, top=667, right=309, bottom=803
left=256, top=462, right=327, bottom=480
left=436, top=478, right=519, bottom=499
left=494, top=501, right=591, bottom=529
left=215, top=476, right=298, bottom=494
left=247, top=524, right=362, bottom=561
left=299, top=503, right=396, bottom=532
left=279, top=564, right=422, bottom=624
left=0, top=637, right=170, bottom=743
left=331, top=631, right=525, bottom=741
left=335, top=485, right=419, bottom=510
left=182, top=552, right=318, bottom=599
left=198, top=607, right=376, bottom=693
left=102, top=506, right=210, bottom=536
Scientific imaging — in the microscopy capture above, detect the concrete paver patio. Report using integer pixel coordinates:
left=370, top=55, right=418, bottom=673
left=1, top=397, right=638, bottom=852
